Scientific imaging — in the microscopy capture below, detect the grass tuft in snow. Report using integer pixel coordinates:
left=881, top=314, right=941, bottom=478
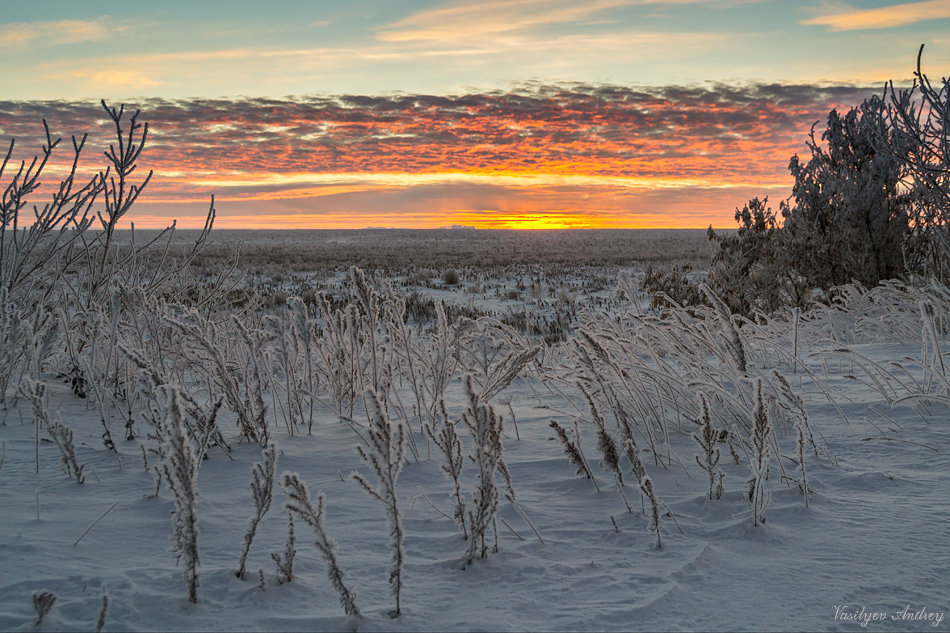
left=352, top=389, right=407, bottom=617
left=281, top=471, right=361, bottom=619
left=158, top=385, right=201, bottom=603
left=237, top=443, right=278, bottom=580
left=31, top=590, right=55, bottom=626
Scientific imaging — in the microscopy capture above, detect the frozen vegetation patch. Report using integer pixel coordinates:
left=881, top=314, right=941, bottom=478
left=1, top=49, right=949, bottom=631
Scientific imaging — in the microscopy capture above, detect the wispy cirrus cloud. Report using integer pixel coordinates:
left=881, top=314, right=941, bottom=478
left=0, top=16, right=117, bottom=47
left=0, top=82, right=876, bottom=228
left=802, top=0, right=950, bottom=31
left=376, top=0, right=736, bottom=43
left=377, top=0, right=634, bottom=42
left=70, top=70, right=163, bottom=89
left=36, top=29, right=725, bottom=93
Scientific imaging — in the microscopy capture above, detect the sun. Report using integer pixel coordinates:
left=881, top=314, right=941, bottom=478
left=442, top=212, right=621, bottom=230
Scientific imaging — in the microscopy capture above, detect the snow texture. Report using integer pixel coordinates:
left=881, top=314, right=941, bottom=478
left=1, top=273, right=949, bottom=632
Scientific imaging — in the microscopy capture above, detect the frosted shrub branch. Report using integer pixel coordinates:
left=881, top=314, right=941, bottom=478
left=22, top=378, right=84, bottom=483
left=692, top=394, right=726, bottom=500
left=461, top=376, right=514, bottom=564
left=281, top=472, right=360, bottom=618
left=425, top=399, right=468, bottom=539
left=885, top=45, right=950, bottom=280
left=237, top=443, right=278, bottom=580
left=748, top=379, right=773, bottom=527
left=32, top=591, right=56, bottom=626
left=352, top=389, right=406, bottom=617
left=271, top=510, right=296, bottom=584
left=549, top=419, right=599, bottom=491
left=0, top=117, right=97, bottom=298
left=157, top=386, right=201, bottom=602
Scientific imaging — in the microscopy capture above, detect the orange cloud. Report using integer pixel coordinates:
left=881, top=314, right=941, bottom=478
left=0, top=83, right=874, bottom=229
left=377, top=0, right=729, bottom=43
left=0, top=16, right=114, bottom=47
left=802, top=0, right=950, bottom=31
left=377, top=0, right=632, bottom=42
left=69, top=70, right=162, bottom=89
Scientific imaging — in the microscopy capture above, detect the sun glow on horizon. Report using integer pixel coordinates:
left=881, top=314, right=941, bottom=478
left=1, top=79, right=903, bottom=231
left=130, top=210, right=708, bottom=230
left=178, top=170, right=788, bottom=192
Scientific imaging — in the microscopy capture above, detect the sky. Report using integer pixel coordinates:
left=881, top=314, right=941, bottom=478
left=1, top=1, right=949, bottom=229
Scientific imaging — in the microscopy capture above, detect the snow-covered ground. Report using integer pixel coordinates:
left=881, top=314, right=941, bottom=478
left=1, top=267, right=948, bottom=632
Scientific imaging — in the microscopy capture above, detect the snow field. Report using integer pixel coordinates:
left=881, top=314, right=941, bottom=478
left=1, top=267, right=949, bottom=632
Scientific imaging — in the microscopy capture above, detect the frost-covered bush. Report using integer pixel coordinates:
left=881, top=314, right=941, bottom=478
left=441, top=268, right=460, bottom=285
left=708, top=94, right=913, bottom=316
left=787, top=96, right=910, bottom=287
left=641, top=264, right=705, bottom=312
left=701, top=48, right=950, bottom=317
left=0, top=101, right=232, bottom=455
left=706, top=197, right=803, bottom=315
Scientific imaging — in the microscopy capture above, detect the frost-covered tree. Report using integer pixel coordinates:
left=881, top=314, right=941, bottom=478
left=708, top=94, right=914, bottom=315
left=885, top=45, right=950, bottom=281
left=704, top=47, right=950, bottom=315
left=784, top=95, right=911, bottom=288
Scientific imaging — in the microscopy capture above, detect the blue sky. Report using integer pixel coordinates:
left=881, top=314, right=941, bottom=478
left=4, top=0, right=948, bottom=100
